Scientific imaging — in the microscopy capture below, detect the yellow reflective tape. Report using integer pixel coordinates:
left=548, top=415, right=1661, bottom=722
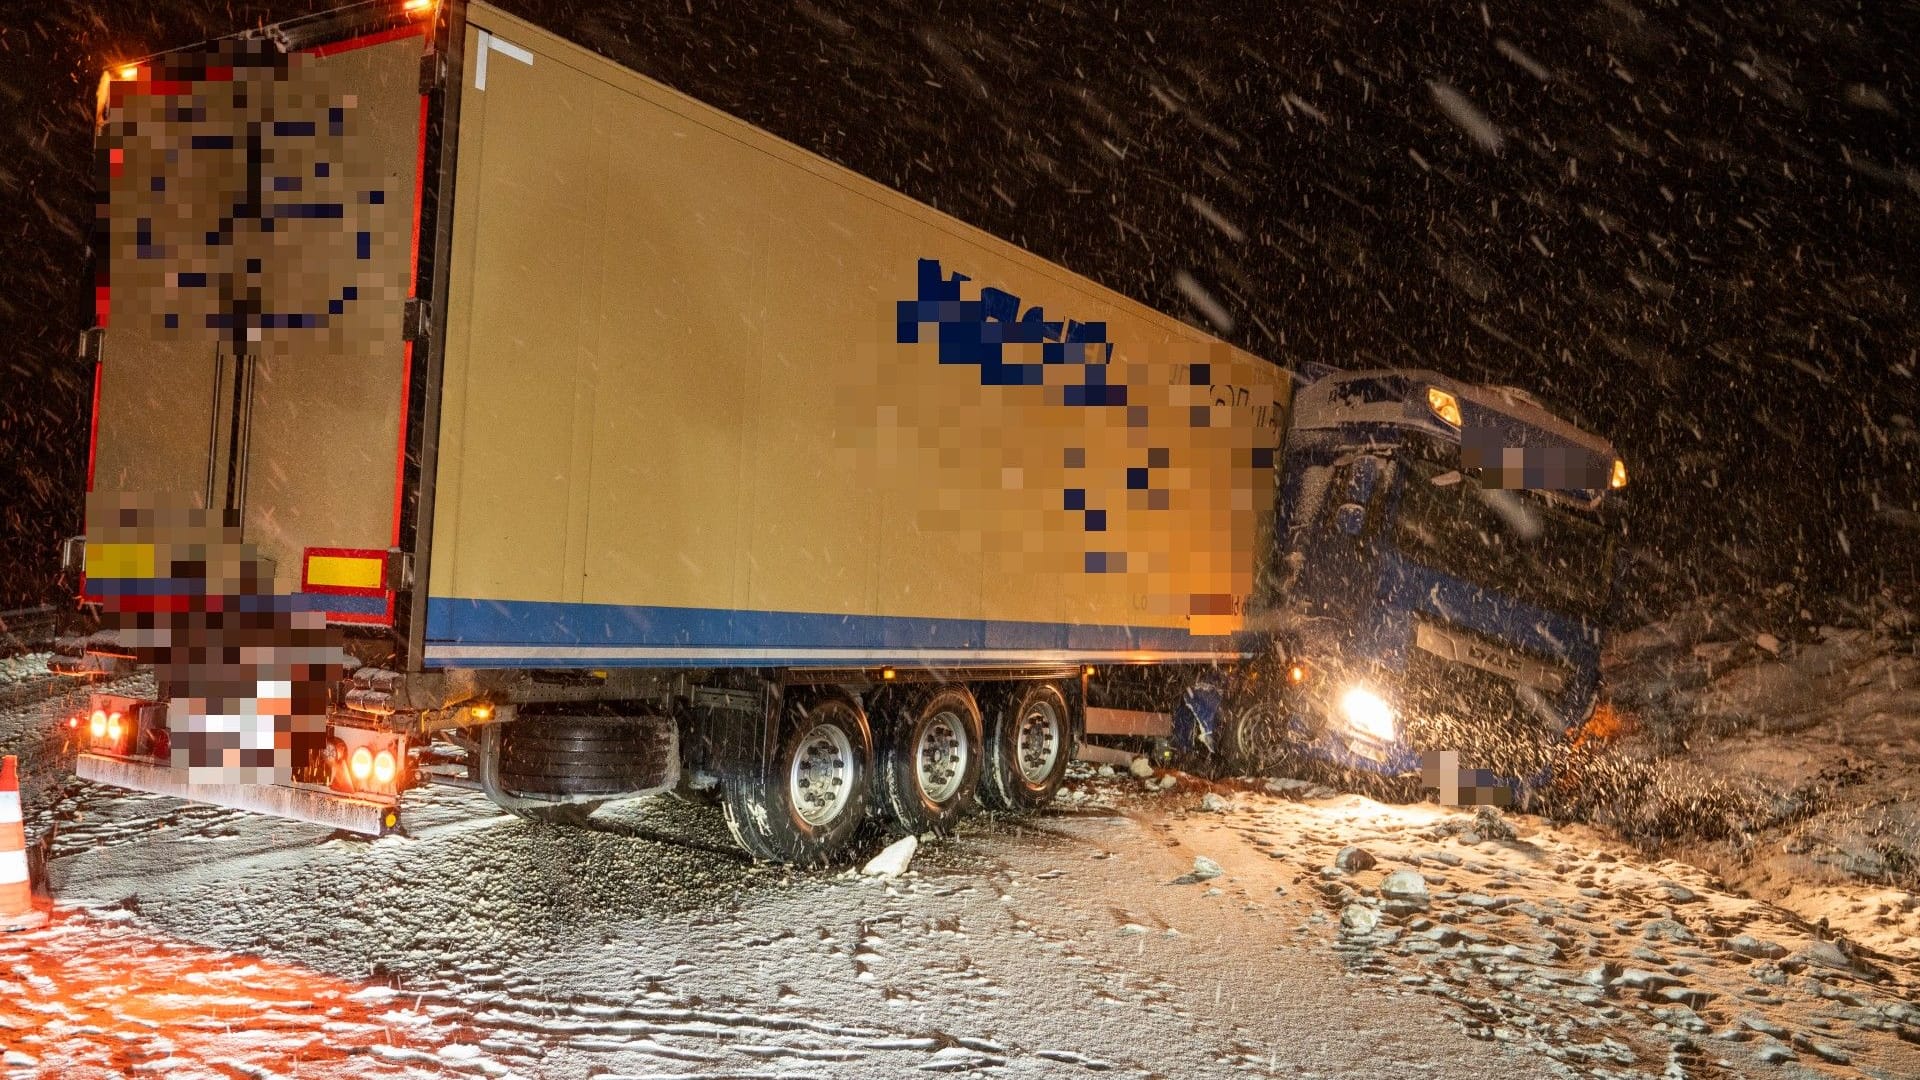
left=85, top=543, right=156, bottom=579
left=306, top=555, right=384, bottom=590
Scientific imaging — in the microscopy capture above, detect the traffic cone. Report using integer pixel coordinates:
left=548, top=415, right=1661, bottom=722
left=0, top=755, right=49, bottom=931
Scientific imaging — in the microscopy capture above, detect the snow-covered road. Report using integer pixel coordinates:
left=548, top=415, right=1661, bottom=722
left=3, top=656, right=1917, bottom=1079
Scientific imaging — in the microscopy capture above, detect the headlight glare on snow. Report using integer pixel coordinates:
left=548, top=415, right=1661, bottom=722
left=1339, top=686, right=1396, bottom=743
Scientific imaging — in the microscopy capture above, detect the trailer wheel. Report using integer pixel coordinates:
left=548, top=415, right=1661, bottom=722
left=876, top=685, right=981, bottom=835
left=721, top=693, right=873, bottom=865
left=980, top=682, right=1071, bottom=812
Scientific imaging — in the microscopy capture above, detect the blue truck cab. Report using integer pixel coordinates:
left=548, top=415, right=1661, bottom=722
left=1253, top=368, right=1626, bottom=791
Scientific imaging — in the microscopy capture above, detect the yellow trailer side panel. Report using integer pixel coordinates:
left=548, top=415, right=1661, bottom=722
left=425, top=4, right=1286, bottom=665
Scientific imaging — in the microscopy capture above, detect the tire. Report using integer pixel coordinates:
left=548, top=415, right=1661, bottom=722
left=721, top=693, right=874, bottom=865
left=979, top=682, right=1071, bottom=812
left=876, top=685, right=982, bottom=836
left=497, top=713, right=675, bottom=799
left=1218, top=696, right=1292, bottom=775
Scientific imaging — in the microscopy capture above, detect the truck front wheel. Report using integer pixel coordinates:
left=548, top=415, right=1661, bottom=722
left=980, top=682, right=1071, bottom=812
left=722, top=693, right=873, bottom=865
left=1218, top=697, right=1292, bottom=775
left=876, top=685, right=982, bottom=836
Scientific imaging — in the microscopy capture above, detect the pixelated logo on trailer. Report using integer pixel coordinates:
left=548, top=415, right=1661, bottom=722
left=897, top=258, right=1242, bottom=576
left=96, top=38, right=409, bottom=355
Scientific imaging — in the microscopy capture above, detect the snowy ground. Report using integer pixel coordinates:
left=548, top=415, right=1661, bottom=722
left=3, top=654, right=1919, bottom=1079
left=1600, top=601, right=1920, bottom=959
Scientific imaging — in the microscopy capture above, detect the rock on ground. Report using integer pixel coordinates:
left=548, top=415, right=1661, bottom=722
left=861, top=834, right=918, bottom=879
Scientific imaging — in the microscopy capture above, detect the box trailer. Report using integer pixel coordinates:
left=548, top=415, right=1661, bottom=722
left=68, top=0, right=1629, bottom=856
left=67, top=0, right=1291, bottom=863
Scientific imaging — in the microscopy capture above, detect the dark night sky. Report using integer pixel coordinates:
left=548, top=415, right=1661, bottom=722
left=2, top=0, right=1916, bottom=618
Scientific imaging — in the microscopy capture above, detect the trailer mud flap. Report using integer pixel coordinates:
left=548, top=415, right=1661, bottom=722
left=75, top=753, right=399, bottom=836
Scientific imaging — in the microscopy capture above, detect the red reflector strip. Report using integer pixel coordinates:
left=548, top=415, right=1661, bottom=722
left=303, top=22, right=427, bottom=60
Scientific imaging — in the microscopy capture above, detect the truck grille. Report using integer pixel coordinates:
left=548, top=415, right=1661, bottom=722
left=1396, top=640, right=1578, bottom=783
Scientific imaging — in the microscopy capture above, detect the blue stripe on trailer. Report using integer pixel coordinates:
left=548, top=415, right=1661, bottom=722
left=421, top=597, right=1247, bottom=669
left=311, top=592, right=388, bottom=615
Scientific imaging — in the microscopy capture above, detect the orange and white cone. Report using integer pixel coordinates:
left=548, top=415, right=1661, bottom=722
left=1, top=755, right=48, bottom=931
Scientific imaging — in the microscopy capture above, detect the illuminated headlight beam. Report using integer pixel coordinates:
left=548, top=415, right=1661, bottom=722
left=1339, top=686, right=1396, bottom=743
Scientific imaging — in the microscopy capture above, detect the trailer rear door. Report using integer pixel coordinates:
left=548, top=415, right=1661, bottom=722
left=87, top=16, right=432, bottom=625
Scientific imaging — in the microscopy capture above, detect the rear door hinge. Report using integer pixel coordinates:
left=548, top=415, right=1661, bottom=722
left=419, top=52, right=444, bottom=95
left=402, top=298, right=431, bottom=343
left=386, top=549, right=415, bottom=591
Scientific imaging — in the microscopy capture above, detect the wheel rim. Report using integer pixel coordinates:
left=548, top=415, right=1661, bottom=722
left=1231, top=703, right=1282, bottom=766
left=1013, top=699, right=1062, bottom=784
left=789, top=722, right=855, bottom=826
left=914, top=711, right=969, bottom=804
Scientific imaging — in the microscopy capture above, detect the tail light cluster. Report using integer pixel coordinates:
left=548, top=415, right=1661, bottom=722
left=326, top=723, right=407, bottom=800
left=71, top=694, right=168, bottom=759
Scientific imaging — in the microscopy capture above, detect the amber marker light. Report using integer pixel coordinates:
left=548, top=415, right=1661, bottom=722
left=1611, top=458, right=1628, bottom=489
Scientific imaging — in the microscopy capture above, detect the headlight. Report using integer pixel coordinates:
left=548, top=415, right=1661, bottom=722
left=89, top=709, right=108, bottom=739
left=1339, top=686, right=1396, bottom=743
left=349, top=746, right=373, bottom=782
left=372, top=749, right=397, bottom=785
left=1426, top=387, right=1462, bottom=427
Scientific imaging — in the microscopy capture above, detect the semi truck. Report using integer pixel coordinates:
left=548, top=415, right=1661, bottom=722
left=60, top=0, right=1627, bottom=864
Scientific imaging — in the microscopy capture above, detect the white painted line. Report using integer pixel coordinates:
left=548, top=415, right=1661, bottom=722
left=473, top=28, right=534, bottom=91
left=474, top=29, right=490, bottom=90
left=489, top=35, right=534, bottom=66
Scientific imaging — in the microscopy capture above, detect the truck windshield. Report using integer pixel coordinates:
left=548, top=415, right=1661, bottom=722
left=1392, top=457, right=1616, bottom=621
